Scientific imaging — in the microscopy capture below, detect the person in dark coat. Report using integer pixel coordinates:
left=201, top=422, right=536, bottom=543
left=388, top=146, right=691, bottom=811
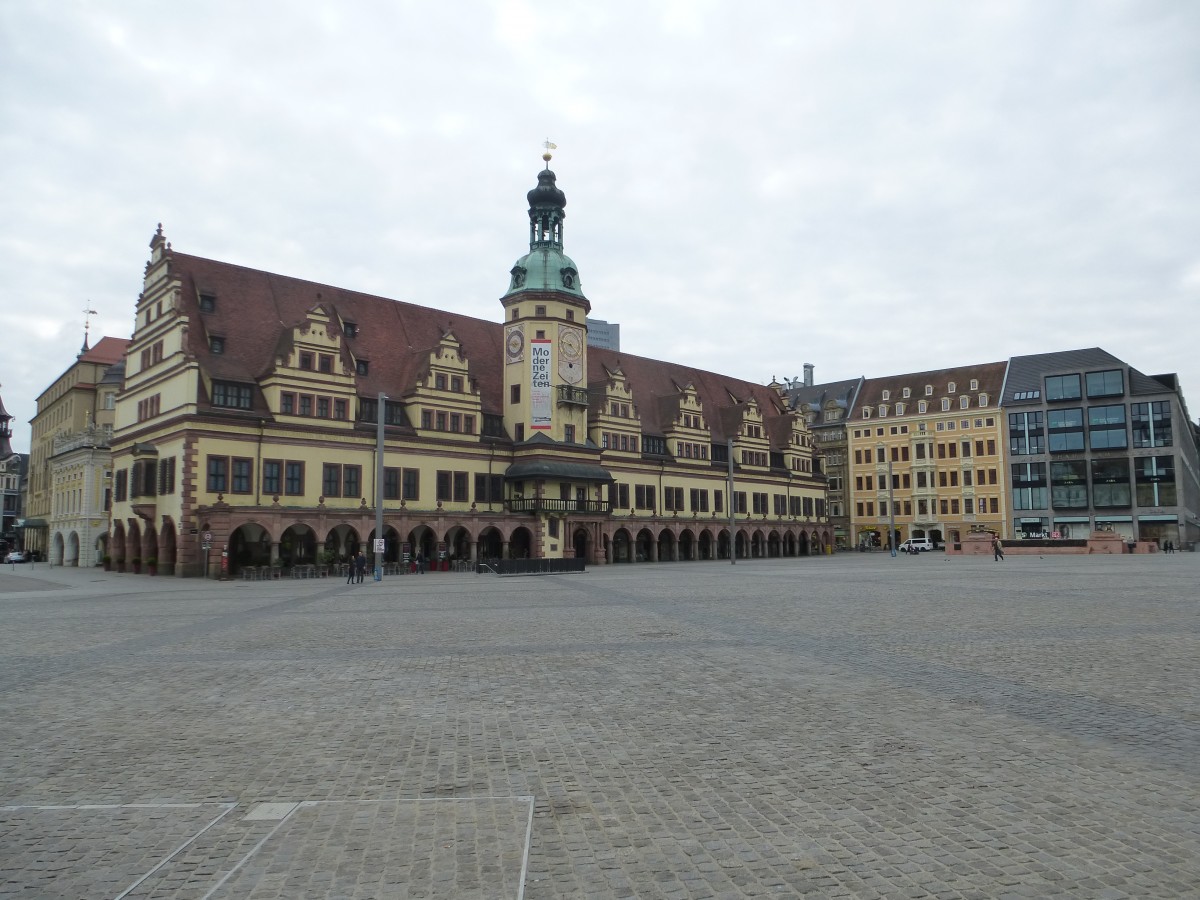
left=355, top=551, right=367, bottom=583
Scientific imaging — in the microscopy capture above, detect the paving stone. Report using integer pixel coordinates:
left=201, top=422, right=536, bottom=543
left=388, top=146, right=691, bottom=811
left=0, top=554, right=1197, bottom=897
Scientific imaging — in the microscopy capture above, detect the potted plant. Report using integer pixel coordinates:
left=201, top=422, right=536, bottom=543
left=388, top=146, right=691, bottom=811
left=101, top=554, right=112, bottom=571
left=145, top=556, right=158, bottom=576
left=131, top=557, right=142, bottom=574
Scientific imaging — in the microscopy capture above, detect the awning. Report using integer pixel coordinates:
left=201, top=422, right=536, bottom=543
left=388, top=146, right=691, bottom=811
left=505, top=460, right=613, bottom=482
left=1052, top=517, right=1090, bottom=523
left=17, top=518, right=47, bottom=528
left=1137, top=515, right=1179, bottom=522
left=1094, top=515, right=1132, bottom=522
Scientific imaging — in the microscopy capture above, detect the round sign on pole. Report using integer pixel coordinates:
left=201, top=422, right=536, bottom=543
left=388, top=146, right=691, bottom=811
left=203, top=531, right=213, bottom=542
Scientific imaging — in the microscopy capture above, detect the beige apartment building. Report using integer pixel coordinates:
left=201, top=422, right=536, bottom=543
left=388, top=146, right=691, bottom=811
left=847, top=363, right=1009, bottom=549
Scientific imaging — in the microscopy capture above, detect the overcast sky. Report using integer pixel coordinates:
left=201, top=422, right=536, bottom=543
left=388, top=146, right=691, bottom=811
left=2, top=1, right=1197, bottom=454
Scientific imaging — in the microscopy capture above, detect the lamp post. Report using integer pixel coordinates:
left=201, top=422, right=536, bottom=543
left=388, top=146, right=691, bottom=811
left=727, top=437, right=736, bottom=565
left=879, top=443, right=896, bottom=557
left=375, top=392, right=387, bottom=581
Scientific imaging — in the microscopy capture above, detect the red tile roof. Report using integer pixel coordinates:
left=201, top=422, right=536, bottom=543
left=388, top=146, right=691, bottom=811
left=167, top=250, right=796, bottom=444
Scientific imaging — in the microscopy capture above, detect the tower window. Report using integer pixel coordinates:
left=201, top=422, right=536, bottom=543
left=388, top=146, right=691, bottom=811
left=198, top=292, right=216, bottom=312
left=209, top=336, right=225, bottom=354
left=535, top=305, right=547, bottom=316
left=356, top=360, right=369, bottom=375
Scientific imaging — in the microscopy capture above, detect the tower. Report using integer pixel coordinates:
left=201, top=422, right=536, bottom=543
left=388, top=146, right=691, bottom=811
left=500, top=150, right=591, bottom=445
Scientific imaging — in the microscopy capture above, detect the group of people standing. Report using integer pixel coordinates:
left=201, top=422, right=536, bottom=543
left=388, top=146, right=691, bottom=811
left=346, top=551, right=368, bottom=585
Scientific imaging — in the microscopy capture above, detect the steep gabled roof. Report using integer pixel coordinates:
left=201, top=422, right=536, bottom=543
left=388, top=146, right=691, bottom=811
left=168, top=252, right=507, bottom=415
left=589, top=348, right=791, bottom=443
left=80, top=336, right=130, bottom=366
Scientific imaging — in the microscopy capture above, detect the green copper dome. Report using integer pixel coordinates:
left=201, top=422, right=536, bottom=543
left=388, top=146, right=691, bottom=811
left=503, top=163, right=586, bottom=300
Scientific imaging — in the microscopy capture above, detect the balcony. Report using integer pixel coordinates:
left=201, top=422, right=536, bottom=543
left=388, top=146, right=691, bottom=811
left=508, top=497, right=611, bottom=515
left=556, top=385, right=590, bottom=407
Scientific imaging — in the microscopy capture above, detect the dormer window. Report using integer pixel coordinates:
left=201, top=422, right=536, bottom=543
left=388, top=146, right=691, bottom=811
left=948, top=381, right=957, bottom=393
left=902, top=387, right=911, bottom=398
left=925, top=385, right=934, bottom=396
left=878, top=404, right=888, bottom=417
left=941, top=398, right=951, bottom=411
left=356, top=360, right=369, bottom=375
left=896, top=402, right=905, bottom=415
left=960, top=395, right=970, bottom=409
left=209, top=336, right=225, bottom=354
left=435, top=373, right=447, bottom=390
left=862, top=408, right=871, bottom=419
left=343, top=321, right=358, bottom=337
left=299, top=352, right=314, bottom=370
left=978, top=393, right=988, bottom=406
left=918, top=400, right=928, bottom=414
left=451, top=375, right=464, bottom=392
left=881, top=390, right=890, bottom=401
left=199, top=292, right=216, bottom=312
left=969, top=379, right=979, bottom=391
left=318, top=354, right=333, bottom=374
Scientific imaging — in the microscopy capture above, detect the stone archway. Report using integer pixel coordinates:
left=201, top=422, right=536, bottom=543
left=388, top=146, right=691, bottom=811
left=657, top=528, right=676, bottom=562
left=635, top=529, right=654, bottom=562
left=230, top=523, right=272, bottom=574
left=65, top=531, right=80, bottom=567
left=572, top=527, right=589, bottom=562
left=159, top=520, right=178, bottom=573
left=612, top=528, right=632, bottom=563
left=678, top=529, right=695, bottom=561
left=717, top=529, right=732, bottom=560
left=51, top=532, right=66, bottom=566
left=767, top=530, right=781, bottom=558
left=279, top=523, right=317, bottom=568
left=478, top=527, right=503, bottom=560
left=698, top=529, right=713, bottom=560
left=325, top=524, right=361, bottom=564
left=509, top=526, right=533, bottom=560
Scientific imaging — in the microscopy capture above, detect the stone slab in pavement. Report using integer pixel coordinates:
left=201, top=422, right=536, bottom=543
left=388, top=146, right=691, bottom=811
left=0, top=553, right=1197, bottom=898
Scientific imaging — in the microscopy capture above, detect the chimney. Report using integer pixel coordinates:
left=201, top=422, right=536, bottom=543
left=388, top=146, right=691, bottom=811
left=803, top=363, right=814, bottom=387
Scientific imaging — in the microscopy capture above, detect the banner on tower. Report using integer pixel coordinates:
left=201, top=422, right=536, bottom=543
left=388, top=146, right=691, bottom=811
left=530, top=339, right=552, bottom=430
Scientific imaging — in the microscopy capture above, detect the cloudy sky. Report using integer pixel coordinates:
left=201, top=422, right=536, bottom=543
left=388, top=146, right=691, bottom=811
left=2, top=1, right=1197, bottom=454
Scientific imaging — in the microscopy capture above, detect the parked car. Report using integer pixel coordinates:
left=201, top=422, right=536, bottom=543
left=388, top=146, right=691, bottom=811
left=898, top=538, right=934, bottom=554
left=5, top=550, right=28, bottom=564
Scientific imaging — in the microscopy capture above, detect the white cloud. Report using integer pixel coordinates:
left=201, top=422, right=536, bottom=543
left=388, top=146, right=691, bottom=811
left=1, top=0, right=1198, bottom=449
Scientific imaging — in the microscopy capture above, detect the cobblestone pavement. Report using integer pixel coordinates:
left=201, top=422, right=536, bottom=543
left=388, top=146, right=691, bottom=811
left=1, top=553, right=1197, bottom=898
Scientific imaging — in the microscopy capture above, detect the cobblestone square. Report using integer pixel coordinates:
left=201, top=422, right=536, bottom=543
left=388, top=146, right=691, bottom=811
left=1, top=554, right=1197, bottom=898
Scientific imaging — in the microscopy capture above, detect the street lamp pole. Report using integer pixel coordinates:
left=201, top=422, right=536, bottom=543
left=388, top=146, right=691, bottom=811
left=880, top=443, right=896, bottom=557
left=727, top=437, right=736, bottom=565
left=375, top=392, right=387, bottom=581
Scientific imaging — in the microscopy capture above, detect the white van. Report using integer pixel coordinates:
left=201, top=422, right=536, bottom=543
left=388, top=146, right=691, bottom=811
left=899, top=538, right=934, bottom=553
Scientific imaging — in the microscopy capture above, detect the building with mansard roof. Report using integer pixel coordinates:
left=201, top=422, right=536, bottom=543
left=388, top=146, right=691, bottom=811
left=847, top=362, right=1009, bottom=549
left=107, top=157, right=831, bottom=576
left=23, top=335, right=128, bottom=562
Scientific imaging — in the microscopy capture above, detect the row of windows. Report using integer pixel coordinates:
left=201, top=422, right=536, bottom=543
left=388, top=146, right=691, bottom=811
left=857, top=497, right=1000, bottom=517
left=136, top=394, right=161, bottom=422
left=139, top=341, right=164, bottom=371
left=1009, top=402, right=1173, bottom=455
left=204, top=459, right=507, bottom=506
left=880, top=380, right=981, bottom=402
left=113, top=458, right=176, bottom=502
left=280, top=392, right=349, bottom=420
left=870, top=395, right=989, bottom=418
left=853, top=419, right=994, bottom=440
left=419, top=409, right=477, bottom=434
left=1011, top=457, right=1176, bottom=509
left=1044, top=369, right=1124, bottom=402
left=741, top=450, right=768, bottom=467
left=432, top=373, right=466, bottom=392
left=856, top=468, right=999, bottom=491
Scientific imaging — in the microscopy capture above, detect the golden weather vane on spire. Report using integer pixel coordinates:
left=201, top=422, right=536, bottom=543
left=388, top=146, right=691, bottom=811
left=83, top=301, right=98, bottom=338
left=542, top=138, right=557, bottom=165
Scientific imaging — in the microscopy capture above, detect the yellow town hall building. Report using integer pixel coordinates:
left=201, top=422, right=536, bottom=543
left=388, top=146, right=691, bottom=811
left=107, top=157, right=831, bottom=576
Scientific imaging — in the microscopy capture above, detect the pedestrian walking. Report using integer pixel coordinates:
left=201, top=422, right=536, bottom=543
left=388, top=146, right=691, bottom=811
left=992, top=537, right=1005, bottom=561
left=346, top=555, right=355, bottom=585
left=354, top=551, right=367, bottom=583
